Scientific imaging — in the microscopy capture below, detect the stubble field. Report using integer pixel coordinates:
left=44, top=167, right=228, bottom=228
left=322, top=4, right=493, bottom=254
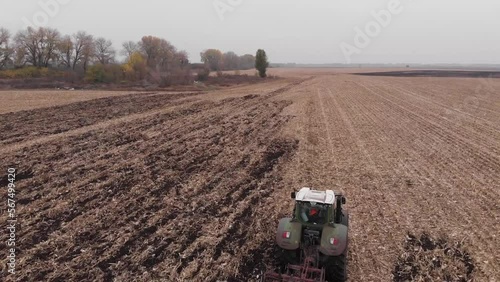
left=0, top=69, right=499, bottom=281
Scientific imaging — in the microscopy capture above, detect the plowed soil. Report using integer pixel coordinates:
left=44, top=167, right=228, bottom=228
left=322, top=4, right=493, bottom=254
left=0, top=69, right=499, bottom=281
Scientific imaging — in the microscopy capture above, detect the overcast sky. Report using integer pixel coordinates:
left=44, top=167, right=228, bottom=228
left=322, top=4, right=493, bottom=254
left=1, top=0, right=499, bottom=64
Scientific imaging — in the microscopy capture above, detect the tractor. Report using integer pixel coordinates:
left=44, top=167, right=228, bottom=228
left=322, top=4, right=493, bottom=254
left=264, top=187, right=349, bottom=282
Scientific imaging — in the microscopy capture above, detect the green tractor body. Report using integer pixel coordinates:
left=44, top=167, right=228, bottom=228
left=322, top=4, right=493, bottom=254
left=265, top=187, right=349, bottom=282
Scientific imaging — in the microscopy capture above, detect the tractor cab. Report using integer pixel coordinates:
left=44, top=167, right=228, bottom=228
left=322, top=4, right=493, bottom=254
left=291, top=187, right=341, bottom=226
left=297, top=201, right=328, bottom=225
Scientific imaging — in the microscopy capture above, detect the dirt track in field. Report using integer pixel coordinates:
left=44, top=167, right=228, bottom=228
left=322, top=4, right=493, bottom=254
left=0, top=69, right=499, bottom=281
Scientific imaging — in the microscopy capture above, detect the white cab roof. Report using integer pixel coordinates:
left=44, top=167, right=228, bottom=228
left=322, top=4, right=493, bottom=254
left=295, top=187, right=335, bottom=204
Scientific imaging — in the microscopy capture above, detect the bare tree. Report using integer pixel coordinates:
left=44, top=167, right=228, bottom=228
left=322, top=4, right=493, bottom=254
left=72, top=31, right=94, bottom=70
left=57, top=35, right=73, bottom=68
left=41, top=28, right=60, bottom=67
left=138, top=36, right=183, bottom=73
left=55, top=31, right=95, bottom=71
left=121, top=41, right=139, bottom=58
left=158, top=43, right=176, bottom=71
left=200, top=49, right=223, bottom=72
left=139, top=36, right=159, bottom=68
left=174, top=50, right=189, bottom=69
left=14, top=27, right=61, bottom=67
left=13, top=46, right=27, bottom=67
left=94, top=37, right=116, bottom=65
left=82, top=41, right=94, bottom=72
left=0, top=27, right=14, bottom=69
left=0, top=28, right=9, bottom=46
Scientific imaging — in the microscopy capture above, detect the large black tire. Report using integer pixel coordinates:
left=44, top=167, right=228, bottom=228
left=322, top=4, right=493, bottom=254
left=278, top=248, right=299, bottom=272
left=326, top=210, right=349, bottom=282
left=325, top=254, right=347, bottom=282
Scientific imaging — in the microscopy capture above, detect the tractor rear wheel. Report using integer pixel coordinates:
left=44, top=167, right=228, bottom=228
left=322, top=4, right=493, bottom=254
left=326, top=210, right=348, bottom=281
left=278, top=248, right=299, bottom=272
left=325, top=254, right=347, bottom=282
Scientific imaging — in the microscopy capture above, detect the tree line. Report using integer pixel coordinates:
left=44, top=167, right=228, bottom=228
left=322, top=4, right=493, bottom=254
left=200, top=49, right=255, bottom=72
left=0, top=26, right=269, bottom=84
left=0, top=27, right=112, bottom=71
